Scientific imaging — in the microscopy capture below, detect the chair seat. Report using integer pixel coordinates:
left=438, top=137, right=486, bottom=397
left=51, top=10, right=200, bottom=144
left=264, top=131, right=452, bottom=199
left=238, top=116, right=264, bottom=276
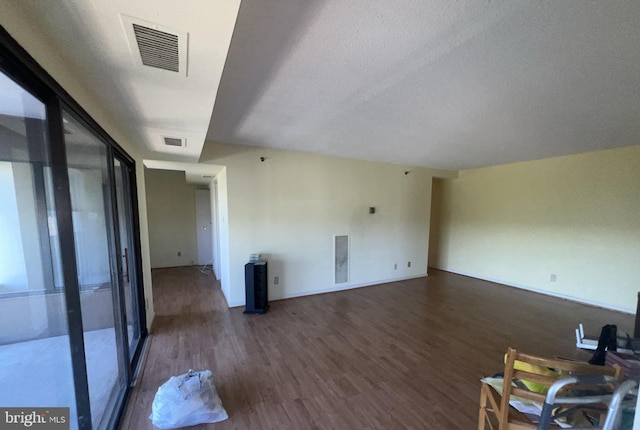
left=477, top=347, right=623, bottom=430
left=480, top=382, right=564, bottom=430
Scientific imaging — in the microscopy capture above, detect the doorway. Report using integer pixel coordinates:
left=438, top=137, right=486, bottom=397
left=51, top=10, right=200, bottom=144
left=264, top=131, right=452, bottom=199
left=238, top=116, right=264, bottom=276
left=428, top=178, right=444, bottom=270
left=195, top=189, right=213, bottom=267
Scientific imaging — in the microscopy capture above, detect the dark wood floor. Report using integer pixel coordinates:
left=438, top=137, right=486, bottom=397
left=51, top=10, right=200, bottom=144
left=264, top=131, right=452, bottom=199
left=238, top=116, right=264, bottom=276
left=121, top=267, right=633, bottom=429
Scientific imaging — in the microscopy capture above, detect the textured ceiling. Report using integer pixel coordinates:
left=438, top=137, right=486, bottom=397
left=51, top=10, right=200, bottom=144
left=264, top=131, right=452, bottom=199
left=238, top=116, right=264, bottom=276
left=206, top=0, right=640, bottom=170
left=4, top=1, right=639, bottom=171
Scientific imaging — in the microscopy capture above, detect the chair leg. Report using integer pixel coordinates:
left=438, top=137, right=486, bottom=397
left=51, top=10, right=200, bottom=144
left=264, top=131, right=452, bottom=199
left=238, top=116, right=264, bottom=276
left=478, top=383, right=488, bottom=430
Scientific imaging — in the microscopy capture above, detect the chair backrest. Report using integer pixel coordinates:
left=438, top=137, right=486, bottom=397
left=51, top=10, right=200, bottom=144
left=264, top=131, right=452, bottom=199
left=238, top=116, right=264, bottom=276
left=499, top=347, right=623, bottom=425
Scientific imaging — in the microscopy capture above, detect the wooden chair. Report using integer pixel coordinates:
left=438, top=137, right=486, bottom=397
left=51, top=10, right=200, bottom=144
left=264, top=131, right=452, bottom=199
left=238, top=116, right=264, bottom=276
left=478, top=347, right=623, bottom=430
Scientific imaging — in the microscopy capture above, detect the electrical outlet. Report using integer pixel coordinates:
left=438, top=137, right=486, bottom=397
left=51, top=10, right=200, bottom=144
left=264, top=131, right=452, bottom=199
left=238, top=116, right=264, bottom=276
left=394, top=263, right=397, bottom=270
left=550, top=274, right=557, bottom=282
left=407, top=261, right=411, bottom=268
left=274, top=276, right=279, bottom=285
left=177, top=251, right=181, bottom=257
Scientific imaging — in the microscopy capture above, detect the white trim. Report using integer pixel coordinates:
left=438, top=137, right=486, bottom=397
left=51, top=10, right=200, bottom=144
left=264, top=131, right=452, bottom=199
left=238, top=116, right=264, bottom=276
left=436, top=267, right=635, bottom=314
left=227, top=273, right=429, bottom=308
left=228, top=300, right=244, bottom=308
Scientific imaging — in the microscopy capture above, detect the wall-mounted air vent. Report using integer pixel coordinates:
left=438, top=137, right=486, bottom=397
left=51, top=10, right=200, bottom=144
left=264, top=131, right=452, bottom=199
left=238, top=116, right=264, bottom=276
left=121, top=15, right=189, bottom=76
left=334, top=235, right=349, bottom=284
left=132, top=24, right=179, bottom=72
left=163, top=136, right=186, bottom=147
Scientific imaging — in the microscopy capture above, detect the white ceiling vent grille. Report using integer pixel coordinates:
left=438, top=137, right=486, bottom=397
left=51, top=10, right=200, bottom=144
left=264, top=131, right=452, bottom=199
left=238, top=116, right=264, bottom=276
left=121, top=15, right=189, bottom=76
left=163, top=136, right=186, bottom=147
left=334, top=235, right=349, bottom=284
left=132, top=24, right=179, bottom=72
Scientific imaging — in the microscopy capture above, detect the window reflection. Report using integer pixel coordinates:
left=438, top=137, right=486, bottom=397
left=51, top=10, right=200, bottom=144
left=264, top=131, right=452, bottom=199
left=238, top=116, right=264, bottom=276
left=0, top=70, right=78, bottom=428
left=63, top=112, right=126, bottom=429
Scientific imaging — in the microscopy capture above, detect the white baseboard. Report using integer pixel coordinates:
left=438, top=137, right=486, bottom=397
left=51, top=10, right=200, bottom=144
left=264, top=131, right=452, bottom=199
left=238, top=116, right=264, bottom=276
left=437, top=267, right=634, bottom=314
left=228, top=301, right=244, bottom=308
left=227, top=273, right=428, bottom=308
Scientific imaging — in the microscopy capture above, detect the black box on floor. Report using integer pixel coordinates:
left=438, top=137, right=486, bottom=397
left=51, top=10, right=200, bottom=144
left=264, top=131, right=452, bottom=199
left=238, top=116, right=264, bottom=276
left=244, top=261, right=269, bottom=314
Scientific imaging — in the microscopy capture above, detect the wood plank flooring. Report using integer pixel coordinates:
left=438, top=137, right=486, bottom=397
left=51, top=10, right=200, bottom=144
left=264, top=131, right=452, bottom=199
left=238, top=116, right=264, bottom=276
left=120, top=267, right=633, bottom=429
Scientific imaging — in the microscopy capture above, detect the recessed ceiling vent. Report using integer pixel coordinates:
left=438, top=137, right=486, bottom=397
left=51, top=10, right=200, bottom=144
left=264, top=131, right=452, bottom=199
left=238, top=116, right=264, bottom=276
left=132, top=24, right=179, bottom=72
left=163, top=136, right=186, bottom=148
left=121, top=15, right=189, bottom=76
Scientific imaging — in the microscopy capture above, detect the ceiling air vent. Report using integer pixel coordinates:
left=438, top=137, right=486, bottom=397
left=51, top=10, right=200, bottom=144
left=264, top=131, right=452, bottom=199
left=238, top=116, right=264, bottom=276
left=163, top=136, right=186, bottom=147
left=121, top=15, right=189, bottom=76
left=132, top=24, right=179, bottom=72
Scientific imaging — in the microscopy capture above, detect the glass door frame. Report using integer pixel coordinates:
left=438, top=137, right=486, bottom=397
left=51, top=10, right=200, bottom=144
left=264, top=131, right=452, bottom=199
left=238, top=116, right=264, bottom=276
left=61, top=106, right=130, bottom=430
left=0, top=25, right=148, bottom=430
left=110, top=150, right=147, bottom=368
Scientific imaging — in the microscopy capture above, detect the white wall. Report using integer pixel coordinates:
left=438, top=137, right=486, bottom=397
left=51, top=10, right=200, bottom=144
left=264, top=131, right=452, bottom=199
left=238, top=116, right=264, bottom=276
left=214, top=168, right=232, bottom=303
left=1, top=5, right=155, bottom=327
left=145, top=169, right=199, bottom=268
left=430, top=145, right=640, bottom=312
left=200, top=142, right=455, bottom=307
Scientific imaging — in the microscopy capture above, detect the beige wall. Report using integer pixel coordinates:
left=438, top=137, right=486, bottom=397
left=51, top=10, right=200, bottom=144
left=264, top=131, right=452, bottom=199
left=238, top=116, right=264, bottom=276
left=430, top=145, right=640, bottom=312
left=201, top=142, right=456, bottom=306
left=145, top=169, right=200, bottom=268
left=1, top=5, right=155, bottom=326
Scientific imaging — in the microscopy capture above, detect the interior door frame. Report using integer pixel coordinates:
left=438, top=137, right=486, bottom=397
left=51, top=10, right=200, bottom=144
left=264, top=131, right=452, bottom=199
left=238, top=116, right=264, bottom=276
left=195, top=189, right=213, bottom=266
left=212, top=179, right=222, bottom=280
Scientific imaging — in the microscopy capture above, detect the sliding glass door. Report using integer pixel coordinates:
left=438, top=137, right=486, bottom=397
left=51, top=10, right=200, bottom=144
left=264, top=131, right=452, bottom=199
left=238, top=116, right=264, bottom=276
left=113, top=157, right=143, bottom=362
left=0, top=27, right=147, bottom=430
left=0, top=68, right=79, bottom=429
left=63, top=112, right=128, bottom=429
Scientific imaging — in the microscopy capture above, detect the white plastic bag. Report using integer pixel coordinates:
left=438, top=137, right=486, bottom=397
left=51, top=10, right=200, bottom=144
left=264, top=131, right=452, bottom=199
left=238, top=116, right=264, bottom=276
left=149, top=369, right=228, bottom=429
